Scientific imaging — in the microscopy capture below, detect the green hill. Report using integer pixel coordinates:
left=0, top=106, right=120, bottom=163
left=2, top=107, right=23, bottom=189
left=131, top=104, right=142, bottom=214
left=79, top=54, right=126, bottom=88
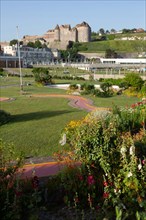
left=77, top=40, right=146, bottom=53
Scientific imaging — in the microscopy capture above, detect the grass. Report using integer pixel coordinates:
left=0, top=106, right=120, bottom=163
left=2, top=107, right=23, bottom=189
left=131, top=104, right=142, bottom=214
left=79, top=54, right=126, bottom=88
left=88, top=94, right=140, bottom=108
left=0, top=76, right=141, bottom=157
left=9, top=67, right=88, bottom=77
left=78, top=40, right=146, bottom=53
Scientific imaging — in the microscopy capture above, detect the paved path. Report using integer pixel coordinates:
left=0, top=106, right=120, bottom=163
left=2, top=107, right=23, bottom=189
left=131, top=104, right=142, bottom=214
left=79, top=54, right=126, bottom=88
left=31, top=94, right=110, bottom=112
left=19, top=161, right=65, bottom=178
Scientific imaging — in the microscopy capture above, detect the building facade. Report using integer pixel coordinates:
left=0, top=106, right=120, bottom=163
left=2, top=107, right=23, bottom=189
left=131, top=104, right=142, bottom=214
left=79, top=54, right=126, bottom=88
left=22, top=21, right=91, bottom=44
left=3, top=45, right=60, bottom=65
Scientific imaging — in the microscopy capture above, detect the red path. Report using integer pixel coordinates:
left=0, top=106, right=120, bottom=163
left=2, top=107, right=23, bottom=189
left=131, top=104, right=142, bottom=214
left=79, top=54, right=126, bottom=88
left=19, top=161, right=66, bottom=178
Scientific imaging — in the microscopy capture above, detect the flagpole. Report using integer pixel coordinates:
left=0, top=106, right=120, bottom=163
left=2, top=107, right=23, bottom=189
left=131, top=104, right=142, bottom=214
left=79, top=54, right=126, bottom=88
left=16, top=26, right=23, bottom=92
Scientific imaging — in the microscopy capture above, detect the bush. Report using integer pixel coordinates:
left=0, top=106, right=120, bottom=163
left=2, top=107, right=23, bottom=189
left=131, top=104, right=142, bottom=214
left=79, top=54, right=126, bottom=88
left=69, top=84, right=78, bottom=90
left=60, top=103, right=146, bottom=218
left=124, top=73, right=144, bottom=91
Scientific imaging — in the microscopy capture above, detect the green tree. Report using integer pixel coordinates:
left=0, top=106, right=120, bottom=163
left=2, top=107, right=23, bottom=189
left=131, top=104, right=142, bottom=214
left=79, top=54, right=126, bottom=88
left=124, top=73, right=144, bottom=90
left=9, top=39, right=23, bottom=46
left=32, top=68, right=52, bottom=85
left=99, top=28, right=105, bottom=35
left=105, top=49, right=118, bottom=58
left=34, top=40, right=42, bottom=48
left=10, top=39, right=18, bottom=46
left=27, top=41, right=35, bottom=48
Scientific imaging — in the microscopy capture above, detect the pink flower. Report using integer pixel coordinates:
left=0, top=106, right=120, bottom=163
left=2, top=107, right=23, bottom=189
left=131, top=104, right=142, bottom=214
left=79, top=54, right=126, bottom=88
left=87, top=175, right=95, bottom=185
left=103, top=192, right=109, bottom=198
left=103, top=181, right=108, bottom=187
left=142, top=160, right=145, bottom=165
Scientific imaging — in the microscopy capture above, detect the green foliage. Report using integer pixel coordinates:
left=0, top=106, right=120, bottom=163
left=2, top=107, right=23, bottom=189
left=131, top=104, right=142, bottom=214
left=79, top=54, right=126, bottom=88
left=0, top=68, right=7, bottom=77
left=32, top=67, right=52, bottom=85
left=107, top=34, right=116, bottom=40
left=27, top=41, right=35, bottom=48
left=140, top=83, right=146, bottom=97
left=9, top=39, right=23, bottom=46
left=0, top=110, right=11, bottom=126
left=105, top=49, right=118, bottom=58
left=9, top=39, right=18, bottom=46
left=62, top=102, right=146, bottom=218
left=80, top=83, right=95, bottom=95
left=124, top=73, right=144, bottom=90
left=0, top=140, right=24, bottom=220
left=27, top=40, right=43, bottom=48
left=69, top=84, right=78, bottom=90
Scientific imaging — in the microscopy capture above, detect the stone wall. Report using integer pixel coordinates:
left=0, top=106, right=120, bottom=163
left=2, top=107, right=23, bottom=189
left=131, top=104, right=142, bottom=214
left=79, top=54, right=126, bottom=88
left=22, top=21, right=91, bottom=46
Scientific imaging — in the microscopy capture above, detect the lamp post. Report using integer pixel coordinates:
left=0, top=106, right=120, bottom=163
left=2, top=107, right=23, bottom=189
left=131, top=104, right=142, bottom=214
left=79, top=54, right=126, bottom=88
left=16, top=26, right=23, bottom=92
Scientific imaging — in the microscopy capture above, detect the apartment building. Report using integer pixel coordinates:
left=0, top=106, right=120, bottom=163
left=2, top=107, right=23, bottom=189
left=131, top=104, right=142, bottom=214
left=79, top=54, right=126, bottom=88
left=3, top=45, right=59, bottom=66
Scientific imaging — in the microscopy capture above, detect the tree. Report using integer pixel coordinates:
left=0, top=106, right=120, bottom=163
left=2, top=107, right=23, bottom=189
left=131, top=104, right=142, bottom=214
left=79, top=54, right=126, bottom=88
left=105, top=49, right=118, bottom=58
left=27, top=42, right=35, bottom=48
left=99, top=28, right=105, bottom=35
left=124, top=73, right=144, bottom=90
left=9, top=39, right=23, bottom=46
left=27, top=40, right=43, bottom=48
left=32, top=68, right=52, bottom=85
left=110, top=28, right=116, bottom=33
left=106, top=30, right=110, bottom=34
left=34, top=40, right=42, bottom=48
left=9, top=39, right=18, bottom=46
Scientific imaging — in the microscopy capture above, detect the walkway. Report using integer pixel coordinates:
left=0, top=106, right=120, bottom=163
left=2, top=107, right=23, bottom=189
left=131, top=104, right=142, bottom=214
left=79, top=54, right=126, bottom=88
left=19, top=161, right=66, bottom=179
left=31, top=94, right=109, bottom=112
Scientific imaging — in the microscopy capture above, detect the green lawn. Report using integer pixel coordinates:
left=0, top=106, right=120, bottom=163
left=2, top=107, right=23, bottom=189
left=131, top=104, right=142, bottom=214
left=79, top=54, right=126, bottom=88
left=0, top=76, right=141, bottom=157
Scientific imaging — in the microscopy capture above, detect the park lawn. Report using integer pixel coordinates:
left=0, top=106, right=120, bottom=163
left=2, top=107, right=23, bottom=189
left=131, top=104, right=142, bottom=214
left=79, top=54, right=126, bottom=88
left=88, top=94, right=141, bottom=108
left=0, top=76, right=141, bottom=157
left=0, top=87, right=87, bottom=157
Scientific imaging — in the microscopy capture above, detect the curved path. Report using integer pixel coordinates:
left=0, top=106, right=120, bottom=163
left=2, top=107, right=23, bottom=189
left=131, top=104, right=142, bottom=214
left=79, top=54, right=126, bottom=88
left=31, top=94, right=109, bottom=112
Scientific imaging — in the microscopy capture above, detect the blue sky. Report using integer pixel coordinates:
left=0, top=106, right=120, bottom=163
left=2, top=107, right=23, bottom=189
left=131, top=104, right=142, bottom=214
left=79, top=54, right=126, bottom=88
left=1, top=0, right=146, bottom=41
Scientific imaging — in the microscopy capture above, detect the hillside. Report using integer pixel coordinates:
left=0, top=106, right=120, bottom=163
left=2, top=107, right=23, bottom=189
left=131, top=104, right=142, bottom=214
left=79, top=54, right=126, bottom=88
left=77, top=40, right=146, bottom=53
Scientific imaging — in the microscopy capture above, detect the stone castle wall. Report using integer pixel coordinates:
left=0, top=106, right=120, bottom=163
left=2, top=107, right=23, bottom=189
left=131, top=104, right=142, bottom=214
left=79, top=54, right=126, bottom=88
left=22, top=22, right=91, bottom=47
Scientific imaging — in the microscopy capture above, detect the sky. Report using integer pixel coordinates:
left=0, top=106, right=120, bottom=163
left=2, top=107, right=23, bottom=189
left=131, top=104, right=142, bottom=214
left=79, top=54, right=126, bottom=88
left=1, top=0, right=146, bottom=42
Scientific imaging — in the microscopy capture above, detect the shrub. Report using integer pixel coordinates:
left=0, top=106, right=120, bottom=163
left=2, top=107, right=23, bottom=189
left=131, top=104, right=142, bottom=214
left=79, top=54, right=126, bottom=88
left=124, top=73, right=144, bottom=91
left=69, top=84, right=78, bottom=90
left=60, top=103, right=146, bottom=218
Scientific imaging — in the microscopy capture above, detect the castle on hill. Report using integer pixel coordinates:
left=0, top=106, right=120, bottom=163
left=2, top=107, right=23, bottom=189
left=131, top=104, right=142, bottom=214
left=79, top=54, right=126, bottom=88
left=22, top=22, right=91, bottom=49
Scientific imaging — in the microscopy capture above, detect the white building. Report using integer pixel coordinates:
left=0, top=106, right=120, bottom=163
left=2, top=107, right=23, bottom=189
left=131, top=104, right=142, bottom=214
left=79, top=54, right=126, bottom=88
left=3, top=45, right=60, bottom=66
left=100, top=58, right=146, bottom=64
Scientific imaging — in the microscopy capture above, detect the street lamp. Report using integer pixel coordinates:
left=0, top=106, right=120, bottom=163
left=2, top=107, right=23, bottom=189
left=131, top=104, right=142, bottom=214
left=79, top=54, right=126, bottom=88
left=16, top=26, right=23, bottom=92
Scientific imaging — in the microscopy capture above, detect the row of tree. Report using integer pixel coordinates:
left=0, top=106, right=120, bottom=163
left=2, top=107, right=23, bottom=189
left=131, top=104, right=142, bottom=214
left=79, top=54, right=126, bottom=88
left=93, top=27, right=145, bottom=35
left=9, top=39, right=46, bottom=49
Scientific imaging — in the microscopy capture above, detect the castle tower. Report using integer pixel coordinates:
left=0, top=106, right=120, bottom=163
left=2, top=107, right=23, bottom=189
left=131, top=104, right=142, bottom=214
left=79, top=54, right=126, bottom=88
left=76, top=21, right=91, bottom=42
left=54, top=24, right=60, bottom=41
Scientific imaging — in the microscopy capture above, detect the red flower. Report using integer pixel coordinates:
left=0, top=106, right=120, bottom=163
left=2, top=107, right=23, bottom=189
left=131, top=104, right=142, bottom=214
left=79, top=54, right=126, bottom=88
left=103, top=181, right=108, bottom=187
left=103, top=192, right=109, bottom=198
left=87, top=175, right=95, bottom=185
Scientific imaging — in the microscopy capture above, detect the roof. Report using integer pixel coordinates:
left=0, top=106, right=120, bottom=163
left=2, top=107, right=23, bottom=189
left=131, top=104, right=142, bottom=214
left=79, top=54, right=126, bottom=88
left=76, top=21, right=91, bottom=28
